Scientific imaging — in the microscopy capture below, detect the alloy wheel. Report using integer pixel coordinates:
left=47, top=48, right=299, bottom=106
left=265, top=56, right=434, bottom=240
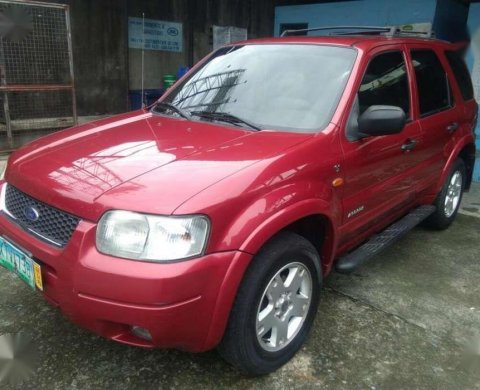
left=255, top=262, right=312, bottom=352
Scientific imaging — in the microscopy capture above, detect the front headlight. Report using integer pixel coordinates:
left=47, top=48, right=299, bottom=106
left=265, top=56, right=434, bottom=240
left=96, top=211, right=210, bottom=262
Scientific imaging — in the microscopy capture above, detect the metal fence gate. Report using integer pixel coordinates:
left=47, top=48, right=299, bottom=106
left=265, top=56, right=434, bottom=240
left=0, top=0, right=76, bottom=152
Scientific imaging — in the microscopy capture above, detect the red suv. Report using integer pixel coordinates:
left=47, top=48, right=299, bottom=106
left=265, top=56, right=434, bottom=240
left=0, top=28, right=477, bottom=375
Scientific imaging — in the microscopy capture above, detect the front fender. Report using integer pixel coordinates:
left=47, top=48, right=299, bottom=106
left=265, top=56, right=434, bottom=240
left=238, top=197, right=339, bottom=256
left=201, top=178, right=343, bottom=260
left=201, top=195, right=341, bottom=351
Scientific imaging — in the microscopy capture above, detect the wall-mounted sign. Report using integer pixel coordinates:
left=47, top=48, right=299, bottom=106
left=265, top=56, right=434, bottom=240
left=128, top=17, right=183, bottom=52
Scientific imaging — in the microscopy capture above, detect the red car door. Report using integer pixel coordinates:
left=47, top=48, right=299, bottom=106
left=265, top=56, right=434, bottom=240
left=406, top=45, right=466, bottom=196
left=338, top=45, right=423, bottom=249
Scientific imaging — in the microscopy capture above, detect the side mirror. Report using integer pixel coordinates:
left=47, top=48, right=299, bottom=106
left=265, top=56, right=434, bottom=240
left=358, top=105, right=406, bottom=137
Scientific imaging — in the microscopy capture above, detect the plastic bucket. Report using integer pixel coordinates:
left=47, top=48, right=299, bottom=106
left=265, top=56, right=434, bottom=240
left=163, top=74, right=176, bottom=89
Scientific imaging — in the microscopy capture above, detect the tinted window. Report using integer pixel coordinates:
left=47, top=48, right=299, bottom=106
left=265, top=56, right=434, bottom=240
left=161, top=45, right=357, bottom=132
left=411, top=50, right=452, bottom=116
left=358, top=51, right=410, bottom=116
left=445, top=50, right=474, bottom=101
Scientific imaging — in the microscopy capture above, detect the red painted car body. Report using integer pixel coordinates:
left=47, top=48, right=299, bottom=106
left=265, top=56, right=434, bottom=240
left=0, top=35, right=476, bottom=352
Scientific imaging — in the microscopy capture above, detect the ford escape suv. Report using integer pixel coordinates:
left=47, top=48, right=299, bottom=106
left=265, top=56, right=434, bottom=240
left=0, top=27, right=477, bottom=375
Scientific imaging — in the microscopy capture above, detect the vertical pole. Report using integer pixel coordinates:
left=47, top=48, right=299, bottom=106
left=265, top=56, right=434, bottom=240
left=2, top=93, right=12, bottom=149
left=141, top=12, right=145, bottom=108
left=124, top=0, right=129, bottom=111
left=187, top=0, right=194, bottom=67
left=0, top=38, right=13, bottom=148
left=65, top=5, right=77, bottom=126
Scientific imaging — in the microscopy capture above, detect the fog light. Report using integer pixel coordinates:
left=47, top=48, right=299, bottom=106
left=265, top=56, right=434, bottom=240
left=131, top=326, right=152, bottom=341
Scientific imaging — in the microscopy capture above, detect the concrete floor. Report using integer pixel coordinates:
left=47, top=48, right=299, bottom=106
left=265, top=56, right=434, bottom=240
left=0, top=177, right=479, bottom=388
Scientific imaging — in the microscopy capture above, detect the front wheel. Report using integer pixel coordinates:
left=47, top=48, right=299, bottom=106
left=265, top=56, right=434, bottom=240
left=218, top=232, right=321, bottom=375
left=424, top=158, right=465, bottom=230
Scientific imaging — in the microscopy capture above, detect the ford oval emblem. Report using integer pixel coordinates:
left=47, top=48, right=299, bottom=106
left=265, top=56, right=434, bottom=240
left=24, top=206, right=40, bottom=222
left=167, top=27, right=179, bottom=36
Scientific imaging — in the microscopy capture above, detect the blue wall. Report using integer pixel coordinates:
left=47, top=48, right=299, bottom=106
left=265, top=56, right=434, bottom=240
left=274, top=0, right=437, bottom=37
left=467, top=3, right=480, bottom=181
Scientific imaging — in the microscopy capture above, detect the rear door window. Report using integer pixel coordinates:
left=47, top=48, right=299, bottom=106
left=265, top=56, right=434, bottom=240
left=445, top=50, right=474, bottom=101
left=411, top=49, right=453, bottom=116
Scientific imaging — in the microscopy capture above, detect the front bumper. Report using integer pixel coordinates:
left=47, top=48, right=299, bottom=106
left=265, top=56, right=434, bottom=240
left=0, top=205, right=250, bottom=352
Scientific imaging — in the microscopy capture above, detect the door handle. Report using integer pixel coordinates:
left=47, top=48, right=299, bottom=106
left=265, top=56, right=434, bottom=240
left=446, top=122, right=459, bottom=134
left=401, top=139, right=417, bottom=152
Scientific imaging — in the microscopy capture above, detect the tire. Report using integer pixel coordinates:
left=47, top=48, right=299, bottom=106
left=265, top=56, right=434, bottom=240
left=424, top=158, right=466, bottom=230
left=218, top=231, right=322, bottom=375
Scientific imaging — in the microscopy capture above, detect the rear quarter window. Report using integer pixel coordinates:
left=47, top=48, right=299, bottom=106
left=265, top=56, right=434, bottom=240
left=445, top=50, right=474, bottom=101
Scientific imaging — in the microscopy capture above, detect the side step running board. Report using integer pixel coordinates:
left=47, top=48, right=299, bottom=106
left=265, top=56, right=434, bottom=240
left=335, top=205, right=436, bottom=274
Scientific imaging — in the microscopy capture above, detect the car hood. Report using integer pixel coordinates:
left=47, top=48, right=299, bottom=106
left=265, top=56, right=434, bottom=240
left=6, top=111, right=311, bottom=221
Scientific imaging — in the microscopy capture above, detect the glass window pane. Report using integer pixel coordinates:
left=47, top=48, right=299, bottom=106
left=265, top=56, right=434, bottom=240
left=358, top=51, right=410, bottom=117
left=162, top=44, right=357, bottom=132
left=411, top=49, right=452, bottom=116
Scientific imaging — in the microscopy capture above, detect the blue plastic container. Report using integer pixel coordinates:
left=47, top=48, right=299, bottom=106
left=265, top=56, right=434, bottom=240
left=177, top=66, right=190, bottom=80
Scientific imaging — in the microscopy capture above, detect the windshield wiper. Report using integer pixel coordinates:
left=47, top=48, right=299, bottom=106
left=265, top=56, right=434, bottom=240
left=191, top=111, right=261, bottom=131
left=153, top=102, right=191, bottom=120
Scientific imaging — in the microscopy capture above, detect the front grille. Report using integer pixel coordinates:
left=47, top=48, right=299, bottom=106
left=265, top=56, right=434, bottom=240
left=4, top=184, right=80, bottom=247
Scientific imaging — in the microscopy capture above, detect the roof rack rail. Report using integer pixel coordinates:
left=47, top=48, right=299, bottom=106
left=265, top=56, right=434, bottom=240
left=280, top=25, right=433, bottom=38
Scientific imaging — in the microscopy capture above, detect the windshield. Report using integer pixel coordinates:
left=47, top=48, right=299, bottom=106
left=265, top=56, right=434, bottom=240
left=160, top=44, right=357, bottom=132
